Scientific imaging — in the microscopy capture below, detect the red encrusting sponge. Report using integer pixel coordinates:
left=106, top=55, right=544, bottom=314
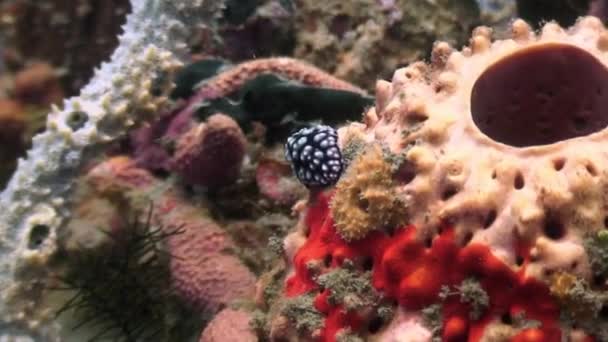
left=285, top=192, right=575, bottom=342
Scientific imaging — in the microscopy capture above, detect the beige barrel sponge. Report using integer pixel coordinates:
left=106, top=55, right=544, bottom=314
left=268, top=16, right=608, bottom=342
left=342, top=16, right=608, bottom=282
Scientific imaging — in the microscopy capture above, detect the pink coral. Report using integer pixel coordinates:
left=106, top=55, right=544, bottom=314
left=156, top=196, right=256, bottom=312
left=194, top=57, right=366, bottom=97
left=85, top=157, right=256, bottom=313
left=170, top=113, right=247, bottom=189
left=199, top=308, right=258, bottom=342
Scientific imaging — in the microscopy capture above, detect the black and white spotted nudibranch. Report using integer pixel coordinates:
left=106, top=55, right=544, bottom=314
left=285, top=125, right=344, bottom=188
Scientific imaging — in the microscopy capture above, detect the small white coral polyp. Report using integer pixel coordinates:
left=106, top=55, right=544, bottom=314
left=279, top=17, right=608, bottom=342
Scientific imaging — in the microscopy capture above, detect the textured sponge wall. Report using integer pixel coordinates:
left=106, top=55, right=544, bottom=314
left=364, top=17, right=608, bottom=281
left=276, top=16, right=608, bottom=341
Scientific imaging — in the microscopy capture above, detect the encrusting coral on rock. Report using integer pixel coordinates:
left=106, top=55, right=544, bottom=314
left=263, top=16, right=608, bottom=341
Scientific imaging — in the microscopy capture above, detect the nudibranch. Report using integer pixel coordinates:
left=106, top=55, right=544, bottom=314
left=262, top=17, right=608, bottom=342
left=286, top=125, right=344, bottom=188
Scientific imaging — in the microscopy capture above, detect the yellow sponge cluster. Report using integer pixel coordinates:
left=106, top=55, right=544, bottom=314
left=330, top=144, right=407, bottom=241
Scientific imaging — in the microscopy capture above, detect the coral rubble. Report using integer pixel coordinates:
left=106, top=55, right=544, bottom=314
left=293, top=0, right=481, bottom=89
left=0, top=99, right=26, bottom=186
left=3, top=0, right=131, bottom=94
left=260, top=16, right=608, bottom=341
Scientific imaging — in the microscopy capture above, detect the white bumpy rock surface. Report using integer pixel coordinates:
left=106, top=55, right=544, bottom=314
left=0, top=0, right=223, bottom=339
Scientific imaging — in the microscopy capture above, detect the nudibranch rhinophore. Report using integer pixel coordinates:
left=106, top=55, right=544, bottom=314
left=262, top=17, right=608, bottom=342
